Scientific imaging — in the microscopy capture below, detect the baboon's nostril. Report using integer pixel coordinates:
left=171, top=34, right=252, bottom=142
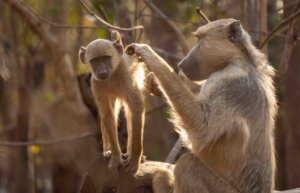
left=178, top=63, right=183, bottom=68
left=99, top=71, right=107, bottom=76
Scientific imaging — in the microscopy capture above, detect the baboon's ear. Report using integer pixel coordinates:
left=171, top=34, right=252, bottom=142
left=79, top=46, right=87, bottom=64
left=228, top=20, right=243, bottom=42
left=111, top=30, right=123, bottom=46
left=113, top=40, right=123, bottom=55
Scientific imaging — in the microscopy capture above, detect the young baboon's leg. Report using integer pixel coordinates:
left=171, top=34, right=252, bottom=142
left=120, top=105, right=132, bottom=160
left=101, top=124, right=110, bottom=156
left=99, top=100, right=122, bottom=177
left=153, top=153, right=239, bottom=193
left=123, top=85, right=145, bottom=173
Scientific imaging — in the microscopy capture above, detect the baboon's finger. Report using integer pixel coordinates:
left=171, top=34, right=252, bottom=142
left=125, top=44, right=136, bottom=55
left=146, top=72, right=163, bottom=97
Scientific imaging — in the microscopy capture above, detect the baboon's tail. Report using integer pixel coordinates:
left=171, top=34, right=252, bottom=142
left=152, top=168, right=174, bottom=193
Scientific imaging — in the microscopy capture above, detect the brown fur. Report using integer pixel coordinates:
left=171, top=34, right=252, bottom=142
left=79, top=31, right=145, bottom=176
left=126, top=19, right=277, bottom=193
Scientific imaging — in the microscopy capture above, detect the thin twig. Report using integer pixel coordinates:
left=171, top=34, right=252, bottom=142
left=99, top=5, right=111, bottom=23
left=111, top=0, right=120, bottom=26
left=275, top=0, right=299, bottom=12
left=249, top=29, right=300, bottom=41
left=20, top=1, right=105, bottom=29
left=143, top=0, right=189, bottom=54
left=130, top=12, right=200, bottom=25
left=134, top=0, right=138, bottom=40
left=259, top=9, right=300, bottom=49
left=196, top=7, right=210, bottom=23
left=80, top=0, right=144, bottom=32
left=135, top=5, right=148, bottom=20
left=0, top=131, right=95, bottom=146
left=276, top=0, right=300, bottom=88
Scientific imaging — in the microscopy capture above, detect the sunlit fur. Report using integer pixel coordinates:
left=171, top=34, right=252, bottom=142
left=80, top=32, right=145, bottom=175
left=127, top=19, right=277, bottom=193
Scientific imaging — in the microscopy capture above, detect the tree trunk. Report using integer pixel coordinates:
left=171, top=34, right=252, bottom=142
left=283, top=0, right=300, bottom=189
left=246, top=0, right=268, bottom=54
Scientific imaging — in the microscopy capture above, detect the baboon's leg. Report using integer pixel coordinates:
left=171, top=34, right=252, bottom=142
left=124, top=105, right=132, bottom=156
left=175, top=153, right=238, bottom=193
left=101, top=124, right=110, bottom=156
left=123, top=85, right=144, bottom=173
left=153, top=153, right=239, bottom=193
left=99, top=100, right=122, bottom=177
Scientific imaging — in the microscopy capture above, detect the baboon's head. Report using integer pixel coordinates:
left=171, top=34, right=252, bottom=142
left=179, top=19, right=246, bottom=81
left=79, top=31, right=123, bottom=80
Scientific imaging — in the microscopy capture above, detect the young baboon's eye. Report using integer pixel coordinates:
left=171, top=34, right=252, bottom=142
left=90, top=57, right=100, bottom=63
left=102, top=56, right=110, bottom=62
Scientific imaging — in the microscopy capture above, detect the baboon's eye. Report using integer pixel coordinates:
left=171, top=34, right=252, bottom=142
left=90, top=58, right=99, bottom=63
left=102, top=56, right=110, bottom=62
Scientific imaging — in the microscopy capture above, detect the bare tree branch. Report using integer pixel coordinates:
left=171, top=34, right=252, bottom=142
left=276, top=1, right=300, bottom=88
left=20, top=2, right=106, bottom=29
left=130, top=12, right=200, bottom=24
left=259, top=0, right=268, bottom=55
left=259, top=9, right=300, bottom=49
left=249, top=29, right=300, bottom=41
left=80, top=0, right=144, bottom=32
left=0, top=131, right=95, bottom=146
left=196, top=7, right=210, bottom=23
left=240, top=0, right=248, bottom=30
left=143, top=0, right=190, bottom=55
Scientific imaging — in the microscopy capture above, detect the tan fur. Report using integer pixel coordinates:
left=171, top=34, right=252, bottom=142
left=126, top=19, right=277, bottom=193
left=79, top=31, right=145, bottom=176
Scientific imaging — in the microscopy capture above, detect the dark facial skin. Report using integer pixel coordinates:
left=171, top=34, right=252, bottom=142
left=178, top=41, right=203, bottom=81
left=90, top=55, right=112, bottom=80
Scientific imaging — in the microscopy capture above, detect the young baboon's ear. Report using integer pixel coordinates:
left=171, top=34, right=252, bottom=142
left=113, top=40, right=123, bottom=55
left=228, top=20, right=243, bottom=42
left=111, top=30, right=123, bottom=45
left=79, top=46, right=87, bottom=64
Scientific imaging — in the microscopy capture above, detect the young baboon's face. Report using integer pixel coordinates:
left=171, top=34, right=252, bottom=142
left=179, top=19, right=244, bottom=81
left=79, top=39, right=123, bottom=80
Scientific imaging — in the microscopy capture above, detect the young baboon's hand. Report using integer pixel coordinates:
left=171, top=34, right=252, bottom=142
left=108, top=155, right=123, bottom=179
left=146, top=72, right=163, bottom=97
left=123, top=154, right=141, bottom=174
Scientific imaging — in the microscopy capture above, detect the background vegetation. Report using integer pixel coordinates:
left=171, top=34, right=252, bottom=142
left=0, top=0, right=299, bottom=192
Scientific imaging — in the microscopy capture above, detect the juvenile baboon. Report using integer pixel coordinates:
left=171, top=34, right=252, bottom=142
left=126, top=19, right=277, bottom=193
left=79, top=31, right=145, bottom=176
left=77, top=73, right=128, bottom=151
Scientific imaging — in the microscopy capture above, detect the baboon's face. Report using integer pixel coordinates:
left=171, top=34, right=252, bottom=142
left=79, top=39, right=123, bottom=81
left=179, top=19, right=244, bottom=81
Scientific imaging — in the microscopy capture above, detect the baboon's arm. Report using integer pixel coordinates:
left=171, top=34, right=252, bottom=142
left=126, top=44, right=208, bottom=129
left=126, top=44, right=249, bottom=148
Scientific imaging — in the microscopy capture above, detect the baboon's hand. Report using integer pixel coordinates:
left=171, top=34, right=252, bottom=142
left=125, top=43, right=162, bottom=71
left=123, top=154, right=141, bottom=174
left=146, top=72, right=163, bottom=97
left=108, top=155, right=123, bottom=179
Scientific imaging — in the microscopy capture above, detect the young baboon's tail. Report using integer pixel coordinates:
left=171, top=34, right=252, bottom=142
left=153, top=168, right=174, bottom=193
